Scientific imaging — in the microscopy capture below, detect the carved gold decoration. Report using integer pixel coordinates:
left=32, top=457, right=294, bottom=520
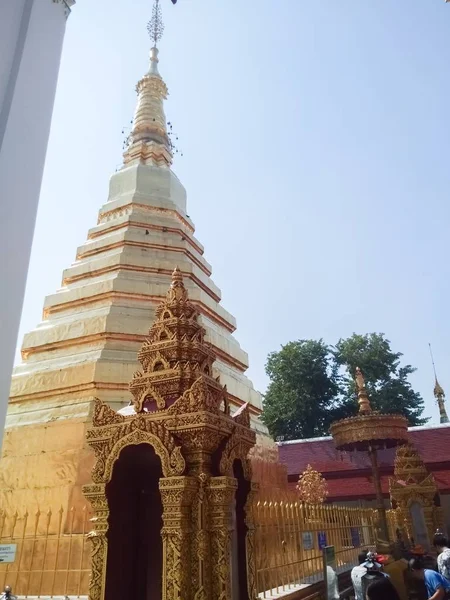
left=83, top=268, right=257, bottom=600
left=330, top=366, right=408, bottom=452
left=331, top=367, right=409, bottom=544
left=355, top=366, right=372, bottom=413
left=296, top=464, right=329, bottom=504
left=389, top=443, right=444, bottom=545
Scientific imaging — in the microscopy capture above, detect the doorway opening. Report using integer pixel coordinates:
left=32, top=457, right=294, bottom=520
left=105, top=443, right=163, bottom=599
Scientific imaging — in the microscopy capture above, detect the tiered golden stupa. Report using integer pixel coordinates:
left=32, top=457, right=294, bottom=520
left=0, top=0, right=265, bottom=516
left=390, top=443, right=444, bottom=547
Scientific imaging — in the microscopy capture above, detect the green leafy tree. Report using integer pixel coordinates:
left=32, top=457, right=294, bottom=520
left=261, top=340, right=341, bottom=440
left=261, top=333, right=427, bottom=441
left=333, top=333, right=427, bottom=426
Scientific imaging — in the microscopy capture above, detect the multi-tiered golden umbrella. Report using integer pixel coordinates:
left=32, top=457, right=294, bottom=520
left=330, top=368, right=409, bottom=542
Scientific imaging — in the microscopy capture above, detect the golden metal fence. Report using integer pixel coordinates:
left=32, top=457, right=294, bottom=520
left=0, top=507, right=91, bottom=598
left=0, top=496, right=377, bottom=598
left=251, top=491, right=377, bottom=597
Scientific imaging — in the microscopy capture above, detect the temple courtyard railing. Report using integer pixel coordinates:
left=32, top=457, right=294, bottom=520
left=0, top=497, right=377, bottom=598
left=0, top=507, right=91, bottom=597
left=251, top=489, right=378, bottom=598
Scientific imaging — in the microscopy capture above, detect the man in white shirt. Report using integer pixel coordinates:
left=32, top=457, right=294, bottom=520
left=434, top=532, right=450, bottom=583
left=351, top=550, right=369, bottom=600
left=0, top=586, right=17, bottom=600
left=326, top=565, right=340, bottom=600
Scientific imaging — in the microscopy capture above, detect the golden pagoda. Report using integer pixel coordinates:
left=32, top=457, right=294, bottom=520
left=0, top=0, right=265, bottom=518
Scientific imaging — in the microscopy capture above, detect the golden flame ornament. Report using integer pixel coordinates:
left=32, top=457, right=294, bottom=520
left=296, top=464, right=329, bottom=504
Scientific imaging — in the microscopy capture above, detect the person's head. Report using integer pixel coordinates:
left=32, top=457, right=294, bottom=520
left=359, top=550, right=368, bottom=564
left=366, top=577, right=400, bottom=600
left=4, top=587, right=11, bottom=594
left=409, top=557, right=425, bottom=580
left=433, top=532, right=449, bottom=551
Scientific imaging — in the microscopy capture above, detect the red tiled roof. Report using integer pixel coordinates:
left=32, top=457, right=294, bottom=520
left=279, top=424, right=450, bottom=499
left=288, top=475, right=392, bottom=500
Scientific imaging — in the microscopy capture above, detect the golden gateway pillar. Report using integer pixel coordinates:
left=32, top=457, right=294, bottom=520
left=83, top=268, right=258, bottom=600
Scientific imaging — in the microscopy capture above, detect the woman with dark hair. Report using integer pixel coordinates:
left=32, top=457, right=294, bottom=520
left=409, top=557, right=450, bottom=600
left=366, top=577, right=401, bottom=600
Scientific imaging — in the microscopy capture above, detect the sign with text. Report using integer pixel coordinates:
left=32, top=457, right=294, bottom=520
left=318, top=531, right=327, bottom=550
left=0, top=544, right=17, bottom=563
left=350, top=527, right=361, bottom=547
left=302, top=531, right=314, bottom=550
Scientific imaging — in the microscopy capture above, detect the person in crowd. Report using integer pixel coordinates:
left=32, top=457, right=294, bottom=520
left=382, top=545, right=409, bottom=600
left=326, top=564, right=339, bottom=600
left=409, top=557, right=450, bottom=600
left=351, top=550, right=368, bottom=600
left=366, top=577, right=401, bottom=600
left=0, top=586, right=17, bottom=600
left=434, top=532, right=450, bottom=582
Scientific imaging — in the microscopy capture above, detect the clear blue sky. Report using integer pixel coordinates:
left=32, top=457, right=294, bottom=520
left=18, top=0, right=450, bottom=424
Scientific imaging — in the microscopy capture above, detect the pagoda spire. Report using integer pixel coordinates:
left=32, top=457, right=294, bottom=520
left=429, top=344, right=449, bottom=424
left=123, top=0, right=172, bottom=168
left=355, top=367, right=372, bottom=413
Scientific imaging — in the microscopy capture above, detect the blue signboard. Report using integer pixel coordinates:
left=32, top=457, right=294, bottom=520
left=318, top=531, right=327, bottom=550
left=302, top=531, right=314, bottom=550
left=350, top=527, right=361, bottom=547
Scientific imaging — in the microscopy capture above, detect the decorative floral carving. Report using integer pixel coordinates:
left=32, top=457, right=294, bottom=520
left=92, top=398, right=124, bottom=427
left=296, top=465, right=329, bottom=504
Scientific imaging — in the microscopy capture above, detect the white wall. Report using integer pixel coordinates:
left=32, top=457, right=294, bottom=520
left=0, top=0, right=73, bottom=447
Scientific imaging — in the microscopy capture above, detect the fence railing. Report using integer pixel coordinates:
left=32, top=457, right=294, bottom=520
left=0, top=508, right=91, bottom=597
left=0, top=496, right=377, bottom=598
left=251, top=491, right=377, bottom=597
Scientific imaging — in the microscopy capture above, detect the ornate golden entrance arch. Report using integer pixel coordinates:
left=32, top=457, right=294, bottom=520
left=83, top=268, right=257, bottom=600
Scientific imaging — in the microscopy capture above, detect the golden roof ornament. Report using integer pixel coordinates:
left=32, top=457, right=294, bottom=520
left=429, top=343, right=449, bottom=424
left=127, top=267, right=221, bottom=413
left=434, top=379, right=445, bottom=399
left=296, top=465, right=329, bottom=504
left=355, top=366, right=372, bottom=413
left=392, top=443, right=431, bottom=486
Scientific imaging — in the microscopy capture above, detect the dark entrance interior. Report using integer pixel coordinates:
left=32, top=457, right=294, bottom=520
left=232, top=460, right=251, bottom=600
left=105, top=443, right=163, bottom=600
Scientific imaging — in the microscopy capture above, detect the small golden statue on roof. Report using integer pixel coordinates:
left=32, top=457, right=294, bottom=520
left=296, top=464, right=329, bottom=504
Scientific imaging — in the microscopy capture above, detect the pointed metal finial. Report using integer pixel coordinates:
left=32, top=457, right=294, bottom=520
left=147, top=0, right=164, bottom=48
left=355, top=367, right=372, bottom=413
left=429, top=343, right=445, bottom=398
left=429, top=343, right=449, bottom=424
